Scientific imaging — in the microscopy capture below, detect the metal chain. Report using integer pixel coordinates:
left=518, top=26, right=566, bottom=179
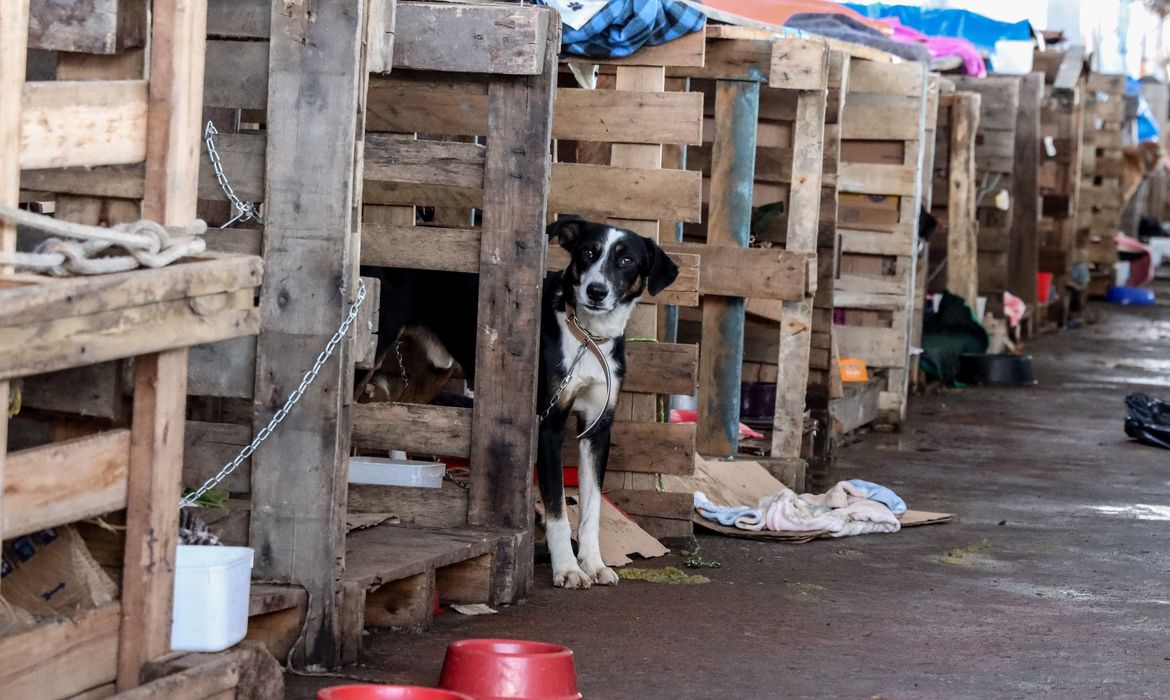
left=393, top=339, right=409, bottom=388
left=538, top=342, right=589, bottom=424
left=181, top=279, right=368, bottom=508
left=204, top=121, right=264, bottom=229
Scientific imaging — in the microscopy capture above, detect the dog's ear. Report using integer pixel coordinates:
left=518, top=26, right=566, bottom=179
left=641, top=236, right=679, bottom=296
left=546, top=215, right=587, bottom=252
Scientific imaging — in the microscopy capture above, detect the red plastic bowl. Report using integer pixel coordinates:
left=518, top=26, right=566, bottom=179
left=439, top=639, right=581, bottom=700
left=317, top=686, right=474, bottom=700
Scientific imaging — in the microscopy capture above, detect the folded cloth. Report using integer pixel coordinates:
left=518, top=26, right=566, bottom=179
left=539, top=0, right=707, bottom=59
left=785, top=13, right=930, bottom=63
left=695, top=480, right=903, bottom=537
left=846, top=479, right=907, bottom=515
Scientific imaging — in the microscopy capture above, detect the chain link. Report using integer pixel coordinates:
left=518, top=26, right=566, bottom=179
left=204, top=121, right=264, bottom=229
left=181, top=279, right=368, bottom=508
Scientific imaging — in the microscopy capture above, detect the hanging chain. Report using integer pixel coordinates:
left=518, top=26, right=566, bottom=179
left=181, top=280, right=368, bottom=508
left=393, top=339, right=409, bottom=388
left=538, top=342, right=589, bottom=423
left=204, top=121, right=264, bottom=229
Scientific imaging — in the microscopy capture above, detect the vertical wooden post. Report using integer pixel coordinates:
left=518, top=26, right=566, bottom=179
left=117, top=0, right=206, bottom=689
left=467, top=11, right=558, bottom=603
left=948, top=92, right=982, bottom=309
left=771, top=83, right=827, bottom=458
left=0, top=0, right=30, bottom=590
left=250, top=0, right=367, bottom=668
left=1010, top=73, right=1043, bottom=326
left=695, top=80, right=759, bottom=458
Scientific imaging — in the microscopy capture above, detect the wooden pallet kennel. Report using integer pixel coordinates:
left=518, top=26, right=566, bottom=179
left=3, top=0, right=274, bottom=697
left=834, top=60, right=931, bottom=425
left=1078, top=73, right=1127, bottom=295
left=928, top=90, right=981, bottom=311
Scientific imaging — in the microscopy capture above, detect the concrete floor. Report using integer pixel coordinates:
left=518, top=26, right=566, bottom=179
left=291, top=282, right=1170, bottom=699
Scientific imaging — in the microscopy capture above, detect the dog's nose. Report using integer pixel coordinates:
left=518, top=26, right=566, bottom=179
left=586, top=283, right=608, bottom=303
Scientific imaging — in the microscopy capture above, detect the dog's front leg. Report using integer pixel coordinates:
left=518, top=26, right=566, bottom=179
left=537, top=409, right=592, bottom=589
left=576, top=399, right=617, bottom=586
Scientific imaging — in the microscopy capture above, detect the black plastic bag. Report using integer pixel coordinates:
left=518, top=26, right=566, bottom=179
left=1125, top=393, right=1170, bottom=450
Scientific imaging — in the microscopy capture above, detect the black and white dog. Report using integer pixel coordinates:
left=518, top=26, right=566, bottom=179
left=363, top=216, right=678, bottom=589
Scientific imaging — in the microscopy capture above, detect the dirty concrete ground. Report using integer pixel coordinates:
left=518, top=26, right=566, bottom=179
left=290, top=280, right=1170, bottom=699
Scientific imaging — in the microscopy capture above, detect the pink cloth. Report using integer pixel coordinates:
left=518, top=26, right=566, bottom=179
left=881, top=17, right=986, bottom=77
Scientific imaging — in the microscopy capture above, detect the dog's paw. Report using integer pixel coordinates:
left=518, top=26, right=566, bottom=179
left=580, top=559, right=619, bottom=586
left=553, top=565, right=593, bottom=590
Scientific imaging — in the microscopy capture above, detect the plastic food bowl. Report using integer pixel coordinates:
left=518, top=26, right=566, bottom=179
left=1105, top=286, right=1156, bottom=306
left=171, top=545, right=254, bottom=652
left=439, top=639, right=581, bottom=700
left=348, top=457, right=444, bottom=488
left=317, top=686, right=473, bottom=700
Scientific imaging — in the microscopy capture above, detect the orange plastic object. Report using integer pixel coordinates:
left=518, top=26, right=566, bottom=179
left=317, top=686, right=472, bottom=700
left=440, top=639, right=582, bottom=700
left=839, top=358, right=869, bottom=383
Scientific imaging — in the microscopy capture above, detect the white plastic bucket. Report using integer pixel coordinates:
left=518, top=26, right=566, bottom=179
left=993, top=40, right=1034, bottom=75
left=348, top=456, right=444, bottom=487
left=171, top=545, right=254, bottom=652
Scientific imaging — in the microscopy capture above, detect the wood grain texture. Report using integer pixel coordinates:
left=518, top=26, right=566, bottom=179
left=352, top=403, right=473, bottom=457
left=20, top=80, right=148, bottom=169
left=393, top=2, right=548, bottom=75
left=248, top=0, right=366, bottom=668
left=695, top=80, right=758, bottom=458
left=0, top=603, right=121, bottom=699
left=947, top=92, right=981, bottom=308
left=118, top=349, right=188, bottom=690
left=623, top=341, right=699, bottom=396
left=467, top=12, right=559, bottom=603
left=660, top=241, right=810, bottom=300
left=4, top=429, right=131, bottom=539
left=1010, top=73, right=1043, bottom=311
left=28, top=0, right=146, bottom=53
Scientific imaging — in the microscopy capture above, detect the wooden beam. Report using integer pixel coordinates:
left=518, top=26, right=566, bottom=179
left=622, top=341, right=699, bottom=396
left=1009, top=73, right=1043, bottom=311
left=549, top=162, right=703, bottom=223
left=555, top=89, right=704, bottom=145
left=20, top=80, right=148, bottom=169
left=28, top=0, right=146, bottom=54
left=392, top=2, right=550, bottom=75
left=4, top=430, right=131, bottom=539
left=695, top=80, right=758, bottom=458
left=467, top=13, right=559, bottom=604
left=947, top=92, right=981, bottom=308
left=248, top=0, right=367, bottom=669
left=118, top=349, right=188, bottom=690
left=352, top=403, right=472, bottom=457
left=0, top=603, right=121, bottom=699
left=660, top=242, right=810, bottom=300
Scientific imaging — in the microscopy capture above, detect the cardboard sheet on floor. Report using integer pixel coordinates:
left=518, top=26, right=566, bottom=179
left=666, top=456, right=953, bottom=542
left=545, top=490, right=670, bottom=567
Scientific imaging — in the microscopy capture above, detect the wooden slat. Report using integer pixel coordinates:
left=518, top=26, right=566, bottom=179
left=839, top=162, right=918, bottom=196
left=206, top=0, right=270, bottom=39
left=4, top=430, right=131, bottom=538
left=352, top=402, right=473, bottom=457
left=660, top=241, right=810, bottom=300
left=1009, top=73, right=1043, bottom=310
left=550, top=162, right=703, bottom=223
left=623, top=341, right=698, bottom=396
left=0, top=603, right=121, bottom=699
left=248, top=0, right=365, bottom=669
left=946, top=92, right=981, bottom=308
left=203, top=40, right=269, bottom=110
left=835, top=325, right=908, bottom=368
left=361, top=224, right=478, bottom=271
left=555, top=89, right=704, bottom=145
left=28, top=0, right=146, bottom=54
left=117, top=654, right=240, bottom=700
left=565, top=421, right=695, bottom=475
left=20, top=80, right=148, bottom=169
left=392, top=2, right=550, bottom=75
left=364, top=135, right=485, bottom=189
left=848, top=60, right=926, bottom=97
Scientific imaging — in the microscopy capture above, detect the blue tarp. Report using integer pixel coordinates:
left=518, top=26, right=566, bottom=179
left=1128, top=78, right=1160, bottom=143
left=843, top=3, right=1031, bottom=53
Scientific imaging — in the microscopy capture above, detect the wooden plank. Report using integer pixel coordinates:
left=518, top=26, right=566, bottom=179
left=835, top=325, right=908, bottom=368
left=555, top=88, right=704, bottom=145
left=361, top=224, right=478, bottom=271
left=607, top=489, right=693, bottom=520
left=118, top=350, right=188, bottom=691
left=364, top=135, right=485, bottom=190
left=695, top=80, right=758, bottom=458
left=352, top=402, right=472, bottom=457
left=4, top=430, right=131, bottom=539
left=467, top=16, right=557, bottom=604
left=248, top=0, right=366, bottom=669
left=197, top=132, right=266, bottom=204
left=202, top=40, right=269, bottom=110
left=348, top=482, right=469, bottom=528
left=206, top=0, right=270, bottom=39
left=947, top=92, right=981, bottom=308
left=392, top=2, right=549, bottom=75
left=20, top=80, right=148, bottom=169
left=848, top=60, right=926, bottom=97
left=367, top=0, right=397, bottom=75
left=28, top=0, right=146, bottom=54
left=550, top=162, right=703, bottom=223
left=1010, top=73, right=1043, bottom=311
left=565, top=421, right=696, bottom=475
left=772, top=86, right=827, bottom=459
left=623, top=341, right=699, bottom=396
left=660, top=241, right=810, bottom=300
left=0, top=603, right=121, bottom=699
left=838, top=162, right=918, bottom=195
left=117, top=654, right=239, bottom=700
left=768, top=39, right=829, bottom=91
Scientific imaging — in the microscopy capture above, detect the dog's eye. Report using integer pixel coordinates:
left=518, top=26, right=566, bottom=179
left=583, top=248, right=596, bottom=260
left=619, top=256, right=633, bottom=266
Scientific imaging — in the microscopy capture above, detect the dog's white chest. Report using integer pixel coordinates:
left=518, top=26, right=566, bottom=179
left=556, top=313, right=619, bottom=413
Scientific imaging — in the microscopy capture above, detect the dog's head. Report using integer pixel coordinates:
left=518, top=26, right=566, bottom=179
left=547, top=215, right=679, bottom=313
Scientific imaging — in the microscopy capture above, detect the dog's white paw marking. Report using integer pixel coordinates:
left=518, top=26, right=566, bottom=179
left=553, top=565, right=593, bottom=589
left=580, top=559, right=618, bottom=586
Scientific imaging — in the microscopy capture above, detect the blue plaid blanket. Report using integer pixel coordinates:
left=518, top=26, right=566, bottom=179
left=538, top=0, right=707, bottom=59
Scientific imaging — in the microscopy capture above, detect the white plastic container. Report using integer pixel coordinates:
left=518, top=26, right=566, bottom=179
left=171, top=545, right=254, bottom=652
left=993, top=40, right=1035, bottom=75
left=348, top=456, right=444, bottom=488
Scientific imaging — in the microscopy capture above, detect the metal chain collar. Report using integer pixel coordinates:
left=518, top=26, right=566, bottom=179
left=204, top=121, right=264, bottom=229
left=181, top=279, right=368, bottom=508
